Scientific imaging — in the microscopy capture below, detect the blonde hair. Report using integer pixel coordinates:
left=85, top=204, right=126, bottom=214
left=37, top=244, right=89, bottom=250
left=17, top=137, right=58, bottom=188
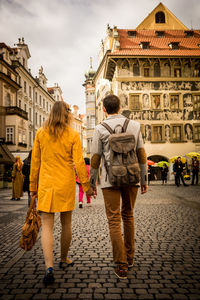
left=44, top=101, right=72, bottom=139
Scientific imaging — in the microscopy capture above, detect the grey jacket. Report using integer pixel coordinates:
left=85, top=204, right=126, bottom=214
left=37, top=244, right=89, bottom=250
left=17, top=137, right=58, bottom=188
left=90, top=114, right=147, bottom=189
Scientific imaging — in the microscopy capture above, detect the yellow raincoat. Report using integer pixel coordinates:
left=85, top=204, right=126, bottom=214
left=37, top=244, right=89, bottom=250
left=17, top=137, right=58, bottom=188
left=30, top=127, right=90, bottom=213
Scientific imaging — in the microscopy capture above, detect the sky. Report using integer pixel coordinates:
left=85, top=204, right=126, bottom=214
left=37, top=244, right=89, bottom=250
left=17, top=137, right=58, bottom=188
left=0, top=0, right=199, bottom=113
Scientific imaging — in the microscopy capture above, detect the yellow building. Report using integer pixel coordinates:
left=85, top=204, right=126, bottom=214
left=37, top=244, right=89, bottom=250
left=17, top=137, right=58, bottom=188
left=91, top=3, right=200, bottom=173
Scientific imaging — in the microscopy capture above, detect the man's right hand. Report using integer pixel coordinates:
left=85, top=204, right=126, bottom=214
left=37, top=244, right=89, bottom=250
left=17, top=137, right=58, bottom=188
left=141, top=185, right=148, bottom=194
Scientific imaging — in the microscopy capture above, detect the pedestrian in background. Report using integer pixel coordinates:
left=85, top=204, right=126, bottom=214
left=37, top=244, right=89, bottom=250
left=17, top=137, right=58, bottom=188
left=11, top=156, right=24, bottom=201
left=76, top=157, right=91, bottom=208
left=191, top=156, right=199, bottom=185
left=161, top=163, right=168, bottom=185
left=30, top=101, right=94, bottom=286
left=173, top=157, right=187, bottom=187
left=90, top=94, right=148, bottom=279
left=22, top=150, right=32, bottom=206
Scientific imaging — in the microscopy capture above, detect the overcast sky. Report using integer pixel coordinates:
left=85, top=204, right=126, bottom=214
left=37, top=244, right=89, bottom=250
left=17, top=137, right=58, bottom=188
left=0, top=0, right=198, bottom=113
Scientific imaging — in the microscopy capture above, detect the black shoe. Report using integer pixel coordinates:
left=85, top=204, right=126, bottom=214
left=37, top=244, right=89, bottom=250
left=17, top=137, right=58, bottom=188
left=43, top=267, right=55, bottom=286
left=16, top=198, right=20, bottom=200
left=10, top=198, right=15, bottom=201
left=79, top=203, right=83, bottom=208
left=59, top=259, right=74, bottom=269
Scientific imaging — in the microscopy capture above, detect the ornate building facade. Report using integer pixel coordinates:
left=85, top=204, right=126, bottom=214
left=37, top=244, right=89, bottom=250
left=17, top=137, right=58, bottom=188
left=90, top=3, right=200, bottom=166
left=0, top=38, right=63, bottom=187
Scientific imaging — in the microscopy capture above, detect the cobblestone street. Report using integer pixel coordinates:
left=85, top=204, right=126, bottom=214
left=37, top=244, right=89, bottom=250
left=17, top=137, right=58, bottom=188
left=0, top=182, right=200, bottom=300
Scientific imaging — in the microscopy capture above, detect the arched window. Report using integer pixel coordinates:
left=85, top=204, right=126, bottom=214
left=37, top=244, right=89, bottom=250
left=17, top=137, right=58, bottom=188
left=154, top=63, right=161, bottom=77
left=133, top=63, right=140, bottom=76
left=155, top=11, right=165, bottom=23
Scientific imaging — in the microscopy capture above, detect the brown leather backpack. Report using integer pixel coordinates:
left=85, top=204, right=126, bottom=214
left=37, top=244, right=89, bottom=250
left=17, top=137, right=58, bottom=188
left=20, top=195, right=41, bottom=251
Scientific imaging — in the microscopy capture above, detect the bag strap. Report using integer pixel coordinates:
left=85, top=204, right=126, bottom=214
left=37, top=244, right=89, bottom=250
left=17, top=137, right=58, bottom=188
left=101, top=122, right=113, bottom=134
left=26, top=195, right=37, bottom=221
left=122, top=118, right=130, bottom=133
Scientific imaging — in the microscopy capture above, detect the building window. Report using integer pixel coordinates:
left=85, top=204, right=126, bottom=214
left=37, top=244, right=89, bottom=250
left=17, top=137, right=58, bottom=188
left=24, top=103, right=27, bottom=111
left=133, top=63, right=140, bottom=76
left=193, top=95, right=200, bottom=111
left=35, top=92, right=38, bottom=103
left=18, top=99, right=21, bottom=108
left=39, top=115, right=42, bottom=127
left=29, top=108, right=32, bottom=121
left=35, top=112, right=38, bottom=125
left=194, top=65, right=200, bottom=77
left=174, top=68, right=181, bottom=77
left=129, top=94, right=140, bottom=111
left=151, top=125, right=164, bottom=142
left=43, top=117, right=45, bottom=123
left=170, top=94, right=180, bottom=110
left=87, top=116, right=90, bottom=129
left=46, top=102, right=49, bottom=111
left=29, top=86, right=32, bottom=98
left=193, top=124, right=200, bottom=142
left=171, top=125, right=183, bottom=142
left=29, top=131, right=32, bottom=147
left=24, top=81, right=27, bottom=93
left=154, top=63, right=160, bottom=77
left=169, top=42, right=179, bottom=50
left=39, top=95, right=42, bottom=105
left=156, top=31, right=164, bottom=37
left=143, top=63, right=150, bottom=77
left=6, top=127, right=14, bottom=143
left=18, top=76, right=21, bottom=86
left=185, top=30, right=194, bottom=37
left=140, top=42, right=150, bottom=49
left=155, top=11, right=165, bottom=23
left=128, top=31, right=136, bottom=37
left=43, top=99, right=45, bottom=109
left=151, top=94, right=161, bottom=110
left=90, top=116, right=95, bottom=129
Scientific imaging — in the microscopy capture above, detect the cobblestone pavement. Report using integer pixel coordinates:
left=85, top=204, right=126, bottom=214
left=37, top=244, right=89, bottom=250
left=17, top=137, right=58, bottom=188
left=0, top=182, right=200, bottom=300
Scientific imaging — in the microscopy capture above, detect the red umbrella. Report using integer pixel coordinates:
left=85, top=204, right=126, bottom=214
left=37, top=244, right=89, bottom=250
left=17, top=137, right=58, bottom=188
left=147, top=160, right=155, bottom=165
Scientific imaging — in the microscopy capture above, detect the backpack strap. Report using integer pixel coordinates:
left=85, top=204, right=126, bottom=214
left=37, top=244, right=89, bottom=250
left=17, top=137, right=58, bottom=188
left=101, top=122, right=114, bottom=134
left=122, top=118, right=130, bottom=132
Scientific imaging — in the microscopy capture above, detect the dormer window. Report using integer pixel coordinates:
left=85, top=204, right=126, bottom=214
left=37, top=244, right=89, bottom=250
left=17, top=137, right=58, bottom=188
left=155, top=11, right=165, bottom=23
left=139, top=42, right=150, bottom=49
left=128, top=31, right=136, bottom=37
left=156, top=31, right=164, bottom=37
left=168, top=42, right=179, bottom=50
left=185, top=30, right=194, bottom=37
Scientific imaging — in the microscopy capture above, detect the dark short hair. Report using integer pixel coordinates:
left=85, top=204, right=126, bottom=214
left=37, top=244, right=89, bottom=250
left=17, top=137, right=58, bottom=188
left=84, top=157, right=90, bottom=165
left=103, top=94, right=120, bottom=114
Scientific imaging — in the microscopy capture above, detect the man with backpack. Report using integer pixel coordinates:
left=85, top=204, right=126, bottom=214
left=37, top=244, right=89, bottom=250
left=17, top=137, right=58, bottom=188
left=90, top=94, right=148, bottom=279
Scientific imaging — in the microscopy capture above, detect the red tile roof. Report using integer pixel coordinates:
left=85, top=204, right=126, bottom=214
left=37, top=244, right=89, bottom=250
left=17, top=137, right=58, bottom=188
left=111, top=30, right=200, bottom=56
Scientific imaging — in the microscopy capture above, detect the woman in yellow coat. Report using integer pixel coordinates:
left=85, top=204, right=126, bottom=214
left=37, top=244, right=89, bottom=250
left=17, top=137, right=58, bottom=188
left=30, top=101, right=93, bottom=285
left=11, top=156, right=24, bottom=200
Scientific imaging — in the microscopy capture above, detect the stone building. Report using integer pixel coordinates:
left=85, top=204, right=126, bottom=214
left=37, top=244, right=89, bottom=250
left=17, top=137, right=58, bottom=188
left=0, top=38, right=63, bottom=187
left=88, top=3, right=200, bottom=169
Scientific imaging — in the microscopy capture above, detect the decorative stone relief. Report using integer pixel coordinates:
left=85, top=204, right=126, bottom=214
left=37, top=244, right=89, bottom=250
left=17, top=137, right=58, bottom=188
left=165, top=125, right=170, bottom=142
left=142, top=94, right=150, bottom=110
left=185, top=123, right=193, bottom=140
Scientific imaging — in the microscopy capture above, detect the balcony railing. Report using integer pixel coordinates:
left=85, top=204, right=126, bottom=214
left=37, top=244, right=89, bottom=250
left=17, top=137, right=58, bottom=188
left=6, top=106, right=28, bottom=120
